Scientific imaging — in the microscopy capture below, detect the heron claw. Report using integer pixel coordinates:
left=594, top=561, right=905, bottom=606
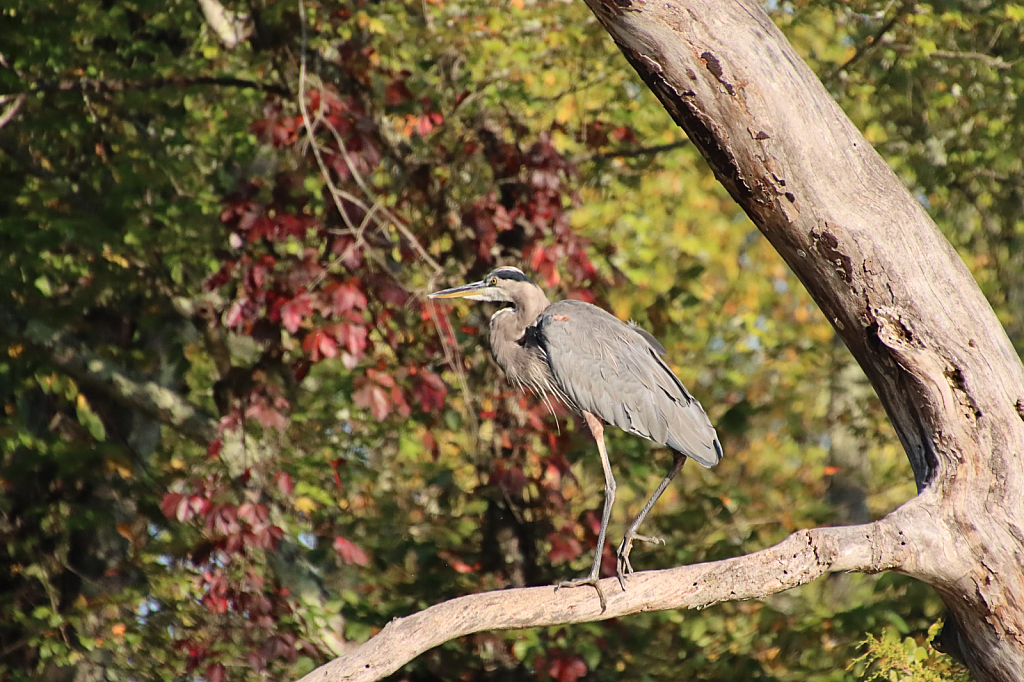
left=555, top=576, right=607, bottom=611
left=615, top=556, right=633, bottom=590
left=631, top=533, right=665, bottom=546
left=615, top=531, right=667, bottom=588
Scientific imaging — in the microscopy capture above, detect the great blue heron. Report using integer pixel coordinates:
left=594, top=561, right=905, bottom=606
left=430, top=266, right=721, bottom=607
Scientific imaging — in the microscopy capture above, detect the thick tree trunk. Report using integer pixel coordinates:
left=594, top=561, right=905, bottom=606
left=579, top=0, right=1024, bottom=679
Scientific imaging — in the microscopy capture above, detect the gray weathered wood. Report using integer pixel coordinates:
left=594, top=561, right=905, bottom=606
left=295, top=514, right=919, bottom=682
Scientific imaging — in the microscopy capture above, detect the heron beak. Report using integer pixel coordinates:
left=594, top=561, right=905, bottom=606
left=428, top=280, right=492, bottom=301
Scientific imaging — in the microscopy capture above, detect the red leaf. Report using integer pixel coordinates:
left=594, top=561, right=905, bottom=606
left=275, top=213, right=310, bottom=238
left=581, top=509, right=602, bottom=538
left=301, top=331, right=320, bottom=358
left=306, top=88, right=321, bottom=111
left=302, top=329, right=337, bottom=361
left=391, top=386, right=411, bottom=419
left=416, top=114, right=435, bottom=136
left=319, top=333, right=338, bottom=359
left=238, top=502, right=260, bottom=524
left=206, top=663, right=226, bottom=682
left=205, top=260, right=236, bottom=291
left=490, top=462, right=526, bottom=496
left=422, top=429, right=437, bottom=456
left=281, top=294, right=312, bottom=334
left=275, top=472, right=294, bottom=496
left=224, top=299, right=246, bottom=328
left=610, top=125, right=636, bottom=143
left=177, top=496, right=196, bottom=523
left=261, top=408, right=290, bottom=431
left=328, top=280, right=368, bottom=315
left=248, top=215, right=275, bottom=242
left=334, top=536, right=370, bottom=566
left=353, top=382, right=391, bottom=421
left=376, top=281, right=409, bottom=306
left=330, top=235, right=364, bottom=268
left=385, top=78, right=413, bottom=107
left=549, top=655, right=587, bottom=682
left=250, top=117, right=275, bottom=143
left=336, top=323, right=368, bottom=356
left=366, top=368, right=395, bottom=388
left=413, top=371, right=447, bottom=413
left=160, top=492, right=184, bottom=520
left=547, top=530, right=583, bottom=564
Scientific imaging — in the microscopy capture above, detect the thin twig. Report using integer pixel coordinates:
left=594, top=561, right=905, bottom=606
left=573, top=139, right=690, bottom=164
left=295, top=0, right=441, bottom=275
left=5, top=76, right=289, bottom=97
left=0, top=93, right=25, bottom=129
left=318, top=114, right=443, bottom=274
left=886, top=45, right=1015, bottom=70
left=824, top=1, right=912, bottom=83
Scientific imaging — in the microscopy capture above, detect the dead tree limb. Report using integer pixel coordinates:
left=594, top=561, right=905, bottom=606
left=297, top=496, right=955, bottom=682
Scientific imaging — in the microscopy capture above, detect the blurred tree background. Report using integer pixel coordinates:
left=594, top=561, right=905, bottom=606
left=1, top=0, right=1018, bottom=680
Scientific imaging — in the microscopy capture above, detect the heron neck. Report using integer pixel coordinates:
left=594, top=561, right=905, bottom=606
left=489, top=293, right=550, bottom=385
left=488, top=289, right=549, bottom=357
left=514, top=291, right=549, bottom=332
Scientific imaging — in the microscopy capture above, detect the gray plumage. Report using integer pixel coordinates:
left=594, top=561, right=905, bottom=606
left=536, top=300, right=720, bottom=467
left=430, top=266, right=722, bottom=606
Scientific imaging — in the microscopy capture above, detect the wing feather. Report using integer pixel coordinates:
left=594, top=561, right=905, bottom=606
left=535, top=299, right=721, bottom=467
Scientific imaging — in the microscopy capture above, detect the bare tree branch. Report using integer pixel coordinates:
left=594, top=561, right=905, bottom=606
left=4, top=76, right=288, bottom=98
left=824, top=1, right=913, bottom=83
left=296, top=506, right=938, bottom=682
left=888, top=45, right=1016, bottom=70
left=11, top=316, right=219, bottom=444
left=573, top=139, right=690, bottom=163
left=0, top=94, right=25, bottom=130
left=197, top=0, right=254, bottom=49
left=572, top=0, right=1024, bottom=678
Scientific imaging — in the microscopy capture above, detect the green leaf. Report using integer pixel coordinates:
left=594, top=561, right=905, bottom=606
left=34, top=275, right=52, bottom=296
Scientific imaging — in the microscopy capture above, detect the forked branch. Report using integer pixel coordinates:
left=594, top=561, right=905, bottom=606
left=296, top=512, right=915, bottom=682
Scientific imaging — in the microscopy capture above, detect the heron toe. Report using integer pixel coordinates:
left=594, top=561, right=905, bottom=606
left=555, top=575, right=608, bottom=611
left=616, top=532, right=668, bottom=588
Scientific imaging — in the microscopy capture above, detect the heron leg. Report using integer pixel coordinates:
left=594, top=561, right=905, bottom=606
left=555, top=411, right=614, bottom=611
left=616, top=454, right=687, bottom=589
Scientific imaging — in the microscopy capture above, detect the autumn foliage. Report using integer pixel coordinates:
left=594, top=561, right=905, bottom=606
left=5, top=0, right=1017, bottom=680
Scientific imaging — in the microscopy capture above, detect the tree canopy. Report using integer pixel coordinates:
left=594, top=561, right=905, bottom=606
left=2, top=1, right=1020, bottom=681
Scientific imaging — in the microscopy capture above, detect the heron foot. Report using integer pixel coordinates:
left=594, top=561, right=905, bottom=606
left=555, top=575, right=607, bottom=612
left=615, top=532, right=666, bottom=589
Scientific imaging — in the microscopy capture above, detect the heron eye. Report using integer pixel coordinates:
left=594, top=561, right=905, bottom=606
left=489, top=277, right=498, bottom=286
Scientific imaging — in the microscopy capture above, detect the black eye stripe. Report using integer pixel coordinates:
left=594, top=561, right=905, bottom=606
left=488, top=268, right=534, bottom=284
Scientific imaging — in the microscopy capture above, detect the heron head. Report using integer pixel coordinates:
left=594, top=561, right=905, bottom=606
left=429, top=267, right=539, bottom=305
